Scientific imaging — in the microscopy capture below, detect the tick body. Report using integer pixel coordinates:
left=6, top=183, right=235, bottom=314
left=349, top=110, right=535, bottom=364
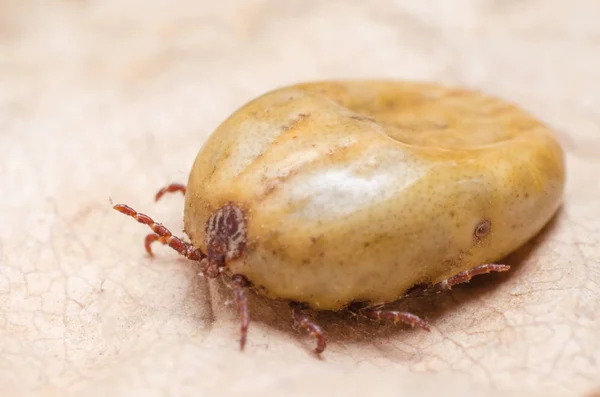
left=114, top=80, right=565, bottom=354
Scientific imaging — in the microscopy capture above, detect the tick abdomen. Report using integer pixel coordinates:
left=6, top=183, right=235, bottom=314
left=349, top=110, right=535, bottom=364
left=182, top=81, right=565, bottom=310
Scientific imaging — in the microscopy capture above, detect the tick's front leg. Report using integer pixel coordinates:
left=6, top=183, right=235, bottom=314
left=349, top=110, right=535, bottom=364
left=154, top=183, right=186, bottom=201
left=113, top=204, right=204, bottom=261
left=120, top=183, right=191, bottom=259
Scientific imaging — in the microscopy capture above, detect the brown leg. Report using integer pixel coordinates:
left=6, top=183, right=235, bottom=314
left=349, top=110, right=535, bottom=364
left=231, top=274, right=250, bottom=351
left=155, top=183, right=186, bottom=202
left=428, top=263, right=510, bottom=293
left=350, top=263, right=510, bottom=331
left=145, top=183, right=187, bottom=255
left=114, top=204, right=205, bottom=262
left=144, top=233, right=167, bottom=256
left=355, top=305, right=430, bottom=331
left=290, top=302, right=327, bottom=354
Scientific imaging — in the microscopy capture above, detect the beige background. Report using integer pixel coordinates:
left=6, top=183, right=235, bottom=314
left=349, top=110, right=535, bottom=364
left=1, top=1, right=599, bottom=396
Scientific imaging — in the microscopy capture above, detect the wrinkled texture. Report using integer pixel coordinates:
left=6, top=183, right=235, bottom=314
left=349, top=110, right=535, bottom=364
left=0, top=1, right=599, bottom=396
left=184, top=81, right=565, bottom=310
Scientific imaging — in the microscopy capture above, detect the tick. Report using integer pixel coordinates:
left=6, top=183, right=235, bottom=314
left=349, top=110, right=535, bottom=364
left=113, top=80, right=565, bottom=354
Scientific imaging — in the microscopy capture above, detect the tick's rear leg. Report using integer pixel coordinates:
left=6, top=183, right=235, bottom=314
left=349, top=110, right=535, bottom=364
left=114, top=204, right=204, bottom=261
left=155, top=183, right=186, bottom=201
left=350, top=263, right=510, bottom=332
left=428, top=263, right=511, bottom=294
left=351, top=303, right=430, bottom=331
left=290, top=302, right=327, bottom=354
left=231, top=274, right=250, bottom=351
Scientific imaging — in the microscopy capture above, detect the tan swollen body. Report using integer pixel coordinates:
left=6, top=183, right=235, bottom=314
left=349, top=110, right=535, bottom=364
left=182, top=81, right=565, bottom=311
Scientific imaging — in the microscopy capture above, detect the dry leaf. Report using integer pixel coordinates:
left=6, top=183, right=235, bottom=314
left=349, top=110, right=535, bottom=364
left=1, top=1, right=598, bottom=396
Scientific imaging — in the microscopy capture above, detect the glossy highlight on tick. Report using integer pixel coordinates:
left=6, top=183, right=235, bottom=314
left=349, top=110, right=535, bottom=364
left=113, top=80, right=565, bottom=354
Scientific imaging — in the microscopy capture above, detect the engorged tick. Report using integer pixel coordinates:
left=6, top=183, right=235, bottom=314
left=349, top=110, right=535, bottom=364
left=113, top=80, right=565, bottom=354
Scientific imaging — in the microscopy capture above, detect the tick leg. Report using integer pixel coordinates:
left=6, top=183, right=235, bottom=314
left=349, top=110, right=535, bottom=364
left=155, top=183, right=186, bottom=202
left=114, top=204, right=205, bottom=261
left=144, top=233, right=166, bottom=256
left=231, top=274, right=250, bottom=351
left=290, top=302, right=327, bottom=354
left=428, top=263, right=511, bottom=294
left=356, top=305, right=430, bottom=331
